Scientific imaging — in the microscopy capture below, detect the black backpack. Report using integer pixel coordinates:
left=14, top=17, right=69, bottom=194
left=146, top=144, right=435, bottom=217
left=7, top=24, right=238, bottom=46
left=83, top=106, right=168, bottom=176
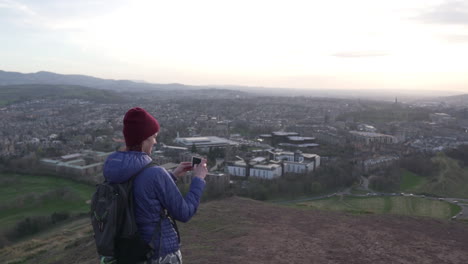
left=91, top=162, right=156, bottom=264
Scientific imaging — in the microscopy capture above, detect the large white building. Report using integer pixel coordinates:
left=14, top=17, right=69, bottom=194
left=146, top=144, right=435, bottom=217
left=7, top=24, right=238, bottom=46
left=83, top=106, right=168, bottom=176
left=226, top=160, right=282, bottom=179
left=227, top=161, right=248, bottom=177
left=250, top=164, right=282, bottom=179
left=174, top=136, right=238, bottom=152
left=226, top=150, right=320, bottom=179
left=272, top=150, right=320, bottom=174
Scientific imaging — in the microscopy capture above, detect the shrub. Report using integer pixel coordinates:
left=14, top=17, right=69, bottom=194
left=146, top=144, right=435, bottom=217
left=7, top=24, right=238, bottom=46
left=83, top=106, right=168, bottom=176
left=5, top=211, right=71, bottom=241
left=399, top=155, right=438, bottom=177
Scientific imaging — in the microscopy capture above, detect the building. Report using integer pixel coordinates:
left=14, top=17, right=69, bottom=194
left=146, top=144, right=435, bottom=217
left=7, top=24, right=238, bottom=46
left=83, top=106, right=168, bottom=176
left=226, top=160, right=282, bottom=179
left=260, top=131, right=318, bottom=149
left=271, top=131, right=299, bottom=146
left=357, top=124, right=377, bottom=132
left=226, top=150, right=320, bottom=179
left=40, top=150, right=112, bottom=182
left=430, top=113, right=456, bottom=125
left=349, top=131, right=398, bottom=145
left=363, top=156, right=399, bottom=172
left=226, top=160, right=248, bottom=177
left=314, top=131, right=346, bottom=145
left=174, top=136, right=238, bottom=152
left=205, top=172, right=230, bottom=193
left=250, top=164, right=282, bottom=179
left=270, top=150, right=320, bottom=174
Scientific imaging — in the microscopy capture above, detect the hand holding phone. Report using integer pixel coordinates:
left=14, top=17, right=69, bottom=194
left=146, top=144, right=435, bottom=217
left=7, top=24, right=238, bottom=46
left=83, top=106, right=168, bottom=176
left=192, top=156, right=202, bottom=167
left=192, top=157, right=208, bottom=180
left=173, top=161, right=192, bottom=177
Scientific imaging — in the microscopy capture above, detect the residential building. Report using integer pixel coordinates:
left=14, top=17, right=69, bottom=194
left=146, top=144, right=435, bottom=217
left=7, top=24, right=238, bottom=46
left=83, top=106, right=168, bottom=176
left=350, top=131, right=398, bottom=145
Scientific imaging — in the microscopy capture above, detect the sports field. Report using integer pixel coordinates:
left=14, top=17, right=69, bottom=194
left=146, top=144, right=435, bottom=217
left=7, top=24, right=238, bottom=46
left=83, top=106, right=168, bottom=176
left=0, top=173, right=94, bottom=230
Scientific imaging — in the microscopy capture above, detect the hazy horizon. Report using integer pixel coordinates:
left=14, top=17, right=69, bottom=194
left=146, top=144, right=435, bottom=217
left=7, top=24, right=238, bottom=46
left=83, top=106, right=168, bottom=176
left=1, top=0, right=467, bottom=93
left=1, top=68, right=465, bottom=98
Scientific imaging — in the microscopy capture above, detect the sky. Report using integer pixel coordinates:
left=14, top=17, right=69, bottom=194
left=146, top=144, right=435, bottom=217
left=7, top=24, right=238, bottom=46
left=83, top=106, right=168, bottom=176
left=1, top=0, right=467, bottom=93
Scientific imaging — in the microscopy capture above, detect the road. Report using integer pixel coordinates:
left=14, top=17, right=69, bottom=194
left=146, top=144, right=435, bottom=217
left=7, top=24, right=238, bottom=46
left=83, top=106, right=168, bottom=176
left=442, top=197, right=468, bottom=220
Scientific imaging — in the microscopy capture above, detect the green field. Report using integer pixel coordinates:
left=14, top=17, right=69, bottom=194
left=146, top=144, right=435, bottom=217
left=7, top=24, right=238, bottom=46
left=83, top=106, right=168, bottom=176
left=400, top=170, right=427, bottom=191
left=296, top=196, right=460, bottom=219
left=0, top=173, right=94, bottom=230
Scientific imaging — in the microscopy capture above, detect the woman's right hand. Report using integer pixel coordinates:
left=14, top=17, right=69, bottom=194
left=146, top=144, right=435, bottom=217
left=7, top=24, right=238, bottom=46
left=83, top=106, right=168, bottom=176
left=193, top=158, right=208, bottom=180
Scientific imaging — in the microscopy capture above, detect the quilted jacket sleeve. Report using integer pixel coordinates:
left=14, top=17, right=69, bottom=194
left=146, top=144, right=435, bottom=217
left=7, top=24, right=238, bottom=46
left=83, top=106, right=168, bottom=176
left=152, top=167, right=206, bottom=223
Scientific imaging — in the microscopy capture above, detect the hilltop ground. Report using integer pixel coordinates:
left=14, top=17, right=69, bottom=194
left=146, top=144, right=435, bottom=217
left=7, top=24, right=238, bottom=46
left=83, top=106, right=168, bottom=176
left=2, top=196, right=468, bottom=264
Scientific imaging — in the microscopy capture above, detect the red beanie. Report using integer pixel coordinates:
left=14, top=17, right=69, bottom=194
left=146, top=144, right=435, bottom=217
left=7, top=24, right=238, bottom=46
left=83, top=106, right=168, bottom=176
left=123, top=107, right=160, bottom=147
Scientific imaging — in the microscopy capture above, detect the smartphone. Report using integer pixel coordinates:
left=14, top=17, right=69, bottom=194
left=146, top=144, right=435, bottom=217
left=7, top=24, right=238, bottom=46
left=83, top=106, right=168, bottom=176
left=192, top=156, right=202, bottom=167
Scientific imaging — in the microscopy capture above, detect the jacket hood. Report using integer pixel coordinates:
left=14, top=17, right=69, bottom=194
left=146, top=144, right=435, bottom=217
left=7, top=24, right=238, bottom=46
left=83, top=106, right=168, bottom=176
left=103, top=151, right=152, bottom=183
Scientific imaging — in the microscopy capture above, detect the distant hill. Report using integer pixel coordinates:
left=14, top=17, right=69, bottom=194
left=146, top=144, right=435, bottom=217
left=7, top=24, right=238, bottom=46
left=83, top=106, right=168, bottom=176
left=439, top=93, right=468, bottom=107
left=2, top=197, right=468, bottom=264
left=0, top=70, right=206, bottom=92
left=1, top=69, right=460, bottom=100
left=0, top=84, right=125, bottom=106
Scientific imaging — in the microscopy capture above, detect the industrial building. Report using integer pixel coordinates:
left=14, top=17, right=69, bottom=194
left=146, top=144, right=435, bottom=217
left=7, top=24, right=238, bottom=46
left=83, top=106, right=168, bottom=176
left=259, top=131, right=318, bottom=148
left=226, top=160, right=282, bottom=179
left=174, top=136, right=238, bottom=152
left=40, top=150, right=112, bottom=182
left=226, top=150, right=320, bottom=179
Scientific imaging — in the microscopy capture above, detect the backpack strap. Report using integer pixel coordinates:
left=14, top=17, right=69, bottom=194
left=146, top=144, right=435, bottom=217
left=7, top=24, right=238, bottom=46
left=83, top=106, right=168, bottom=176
left=129, top=161, right=157, bottom=183
left=147, top=209, right=181, bottom=259
left=147, top=209, right=166, bottom=259
left=167, top=213, right=181, bottom=244
left=118, top=161, right=157, bottom=234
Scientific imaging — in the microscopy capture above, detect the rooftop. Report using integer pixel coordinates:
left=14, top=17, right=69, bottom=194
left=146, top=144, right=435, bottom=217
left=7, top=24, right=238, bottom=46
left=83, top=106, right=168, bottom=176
left=278, top=143, right=319, bottom=148
left=350, top=131, right=394, bottom=137
left=272, top=131, right=299, bottom=136
left=175, top=136, right=238, bottom=147
left=287, top=136, right=315, bottom=141
left=61, top=153, right=82, bottom=160
left=251, top=157, right=266, bottom=163
left=253, top=164, right=281, bottom=170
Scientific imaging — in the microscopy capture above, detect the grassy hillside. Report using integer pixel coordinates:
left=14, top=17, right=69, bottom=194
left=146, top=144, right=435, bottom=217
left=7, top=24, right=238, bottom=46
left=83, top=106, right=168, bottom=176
left=414, top=155, right=468, bottom=199
left=0, top=173, right=94, bottom=234
left=0, top=84, right=124, bottom=106
left=400, top=169, right=427, bottom=191
left=1, top=197, right=468, bottom=264
left=296, top=196, right=460, bottom=219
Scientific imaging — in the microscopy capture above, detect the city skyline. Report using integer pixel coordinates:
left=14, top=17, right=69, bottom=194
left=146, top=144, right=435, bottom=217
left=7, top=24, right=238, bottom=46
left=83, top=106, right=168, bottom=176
left=1, top=0, right=467, bottom=93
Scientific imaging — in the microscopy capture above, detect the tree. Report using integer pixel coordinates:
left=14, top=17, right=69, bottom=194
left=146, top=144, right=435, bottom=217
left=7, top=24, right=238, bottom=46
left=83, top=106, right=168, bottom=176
left=191, top=143, right=197, bottom=153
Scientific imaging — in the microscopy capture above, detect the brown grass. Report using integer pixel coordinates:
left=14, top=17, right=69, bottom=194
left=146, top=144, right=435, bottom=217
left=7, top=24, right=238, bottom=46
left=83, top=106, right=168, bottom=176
left=2, top=196, right=468, bottom=264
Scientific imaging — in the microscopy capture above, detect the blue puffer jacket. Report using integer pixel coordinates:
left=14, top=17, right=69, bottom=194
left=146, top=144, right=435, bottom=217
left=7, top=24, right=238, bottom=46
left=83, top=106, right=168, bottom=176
left=103, top=151, right=206, bottom=258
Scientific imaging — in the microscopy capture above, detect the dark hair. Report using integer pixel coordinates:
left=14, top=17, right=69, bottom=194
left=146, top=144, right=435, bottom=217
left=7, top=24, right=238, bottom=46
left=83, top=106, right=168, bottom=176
left=126, top=144, right=142, bottom=151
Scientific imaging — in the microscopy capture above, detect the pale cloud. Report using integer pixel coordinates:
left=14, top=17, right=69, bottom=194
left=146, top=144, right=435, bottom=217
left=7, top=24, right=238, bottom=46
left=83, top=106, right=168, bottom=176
left=0, top=0, right=36, bottom=16
left=332, top=51, right=389, bottom=58
left=441, top=34, right=468, bottom=43
left=417, top=0, right=468, bottom=25
left=1, top=0, right=468, bottom=91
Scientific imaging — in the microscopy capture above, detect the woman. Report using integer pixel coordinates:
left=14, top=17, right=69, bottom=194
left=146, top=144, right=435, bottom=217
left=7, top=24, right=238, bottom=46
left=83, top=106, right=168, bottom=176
left=103, top=107, right=207, bottom=264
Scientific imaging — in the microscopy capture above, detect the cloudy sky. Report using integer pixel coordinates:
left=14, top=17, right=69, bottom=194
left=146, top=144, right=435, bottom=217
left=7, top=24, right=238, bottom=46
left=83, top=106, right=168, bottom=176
left=1, top=0, right=467, bottom=92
